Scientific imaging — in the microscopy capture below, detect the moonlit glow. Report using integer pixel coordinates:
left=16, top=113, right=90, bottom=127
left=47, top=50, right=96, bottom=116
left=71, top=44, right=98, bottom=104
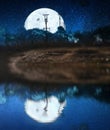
left=24, top=8, right=66, bottom=33
left=25, top=96, right=66, bottom=123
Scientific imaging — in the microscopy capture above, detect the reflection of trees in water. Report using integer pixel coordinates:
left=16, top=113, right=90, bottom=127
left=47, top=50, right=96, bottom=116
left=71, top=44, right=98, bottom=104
left=0, top=83, right=110, bottom=104
left=44, top=87, right=48, bottom=112
left=0, top=85, right=6, bottom=104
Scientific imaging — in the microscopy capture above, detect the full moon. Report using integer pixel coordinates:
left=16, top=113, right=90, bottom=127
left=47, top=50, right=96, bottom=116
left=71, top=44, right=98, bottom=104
left=24, top=8, right=66, bottom=33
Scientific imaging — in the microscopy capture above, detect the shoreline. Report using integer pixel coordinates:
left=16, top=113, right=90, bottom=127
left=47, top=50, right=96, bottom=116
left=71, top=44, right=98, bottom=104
left=8, top=46, right=110, bottom=84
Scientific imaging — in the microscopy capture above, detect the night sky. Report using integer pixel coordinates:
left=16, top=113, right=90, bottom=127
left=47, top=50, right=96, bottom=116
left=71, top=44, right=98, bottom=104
left=0, top=0, right=110, bottom=33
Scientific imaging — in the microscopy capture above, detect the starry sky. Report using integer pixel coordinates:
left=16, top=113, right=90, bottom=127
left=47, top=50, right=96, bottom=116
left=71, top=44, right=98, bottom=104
left=0, top=0, right=110, bottom=33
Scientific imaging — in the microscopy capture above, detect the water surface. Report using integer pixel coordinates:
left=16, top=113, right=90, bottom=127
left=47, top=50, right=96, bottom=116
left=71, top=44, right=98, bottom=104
left=0, top=84, right=110, bottom=130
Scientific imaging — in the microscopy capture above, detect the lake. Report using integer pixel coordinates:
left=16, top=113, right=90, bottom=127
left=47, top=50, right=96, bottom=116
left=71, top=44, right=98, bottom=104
left=0, top=83, right=110, bottom=130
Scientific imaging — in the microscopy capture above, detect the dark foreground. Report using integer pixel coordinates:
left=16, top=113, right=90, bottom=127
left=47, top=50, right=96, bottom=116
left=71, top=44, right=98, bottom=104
left=8, top=46, right=110, bottom=84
